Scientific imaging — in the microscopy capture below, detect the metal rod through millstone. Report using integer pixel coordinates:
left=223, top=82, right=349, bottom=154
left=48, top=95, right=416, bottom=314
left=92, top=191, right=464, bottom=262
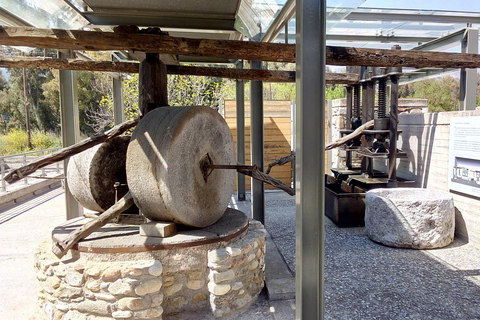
left=201, top=154, right=256, bottom=182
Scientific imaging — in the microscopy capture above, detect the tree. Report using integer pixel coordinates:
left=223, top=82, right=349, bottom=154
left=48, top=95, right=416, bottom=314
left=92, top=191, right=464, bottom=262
left=89, top=71, right=229, bottom=133
left=1, top=48, right=59, bottom=133
left=325, top=86, right=345, bottom=100
left=399, top=76, right=460, bottom=112
left=168, top=73, right=225, bottom=109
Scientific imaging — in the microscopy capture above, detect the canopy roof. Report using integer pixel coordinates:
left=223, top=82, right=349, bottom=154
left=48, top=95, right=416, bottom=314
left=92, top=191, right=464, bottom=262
left=0, top=0, right=479, bottom=80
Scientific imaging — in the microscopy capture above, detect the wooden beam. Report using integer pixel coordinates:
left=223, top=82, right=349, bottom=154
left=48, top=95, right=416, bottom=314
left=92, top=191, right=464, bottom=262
left=0, top=55, right=359, bottom=84
left=168, top=65, right=296, bottom=82
left=325, top=46, right=480, bottom=69
left=0, top=55, right=140, bottom=73
left=172, top=65, right=358, bottom=84
left=325, top=120, right=375, bottom=150
left=52, top=192, right=134, bottom=258
left=0, top=26, right=295, bottom=63
left=2, top=26, right=480, bottom=68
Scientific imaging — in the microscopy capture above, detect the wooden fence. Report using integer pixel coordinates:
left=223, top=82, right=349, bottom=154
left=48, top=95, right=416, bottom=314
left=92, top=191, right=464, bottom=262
left=224, top=100, right=292, bottom=190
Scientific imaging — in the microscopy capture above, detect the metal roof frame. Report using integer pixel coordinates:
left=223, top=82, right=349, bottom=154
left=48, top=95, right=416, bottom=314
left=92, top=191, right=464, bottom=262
left=345, top=7, right=480, bottom=24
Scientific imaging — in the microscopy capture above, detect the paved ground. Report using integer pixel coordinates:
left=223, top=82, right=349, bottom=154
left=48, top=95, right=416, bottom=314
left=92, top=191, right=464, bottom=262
left=0, top=187, right=66, bottom=319
left=2, top=188, right=480, bottom=319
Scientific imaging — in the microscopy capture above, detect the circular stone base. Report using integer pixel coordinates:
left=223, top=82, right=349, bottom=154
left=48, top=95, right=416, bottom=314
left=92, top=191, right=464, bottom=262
left=36, top=209, right=266, bottom=320
left=365, top=188, right=455, bottom=249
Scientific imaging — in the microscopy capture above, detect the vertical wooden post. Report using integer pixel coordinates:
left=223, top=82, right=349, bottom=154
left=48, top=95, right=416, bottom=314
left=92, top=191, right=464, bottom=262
left=139, top=53, right=168, bottom=116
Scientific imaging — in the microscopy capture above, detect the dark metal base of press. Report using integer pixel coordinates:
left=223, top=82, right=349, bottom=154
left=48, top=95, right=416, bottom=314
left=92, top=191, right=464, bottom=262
left=325, top=175, right=366, bottom=228
left=347, top=175, right=415, bottom=190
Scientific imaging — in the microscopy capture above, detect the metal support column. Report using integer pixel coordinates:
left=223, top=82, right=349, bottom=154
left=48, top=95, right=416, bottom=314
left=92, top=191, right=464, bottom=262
left=59, top=51, right=82, bottom=220
left=460, top=28, right=478, bottom=111
left=387, top=46, right=403, bottom=187
left=296, top=0, right=325, bottom=318
left=250, top=60, right=264, bottom=223
left=236, top=60, right=246, bottom=201
left=113, top=76, right=124, bottom=125
left=388, top=74, right=399, bottom=187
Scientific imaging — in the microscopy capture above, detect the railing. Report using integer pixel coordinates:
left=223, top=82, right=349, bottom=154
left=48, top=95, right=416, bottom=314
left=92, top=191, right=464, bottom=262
left=0, top=147, right=62, bottom=192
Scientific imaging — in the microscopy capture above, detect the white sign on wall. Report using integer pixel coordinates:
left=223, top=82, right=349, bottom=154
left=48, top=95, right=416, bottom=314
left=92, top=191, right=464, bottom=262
left=448, top=116, right=480, bottom=197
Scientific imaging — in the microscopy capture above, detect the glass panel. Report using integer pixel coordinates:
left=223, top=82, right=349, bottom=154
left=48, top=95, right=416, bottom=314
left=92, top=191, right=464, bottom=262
left=359, top=0, right=480, bottom=12
left=0, top=0, right=88, bottom=29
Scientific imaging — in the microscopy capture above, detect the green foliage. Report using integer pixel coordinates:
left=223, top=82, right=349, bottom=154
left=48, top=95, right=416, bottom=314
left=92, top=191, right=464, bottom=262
left=168, top=73, right=225, bottom=108
left=399, top=76, right=459, bottom=112
left=325, top=86, right=345, bottom=100
left=123, top=74, right=140, bottom=120
left=0, top=128, right=28, bottom=155
left=77, top=70, right=112, bottom=135
left=31, top=131, right=62, bottom=150
left=95, top=70, right=228, bottom=133
left=0, top=129, right=61, bottom=156
left=40, top=71, right=60, bottom=133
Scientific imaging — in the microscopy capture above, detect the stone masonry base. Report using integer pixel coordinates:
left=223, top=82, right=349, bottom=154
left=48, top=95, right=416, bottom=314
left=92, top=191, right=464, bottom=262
left=34, top=220, right=266, bottom=320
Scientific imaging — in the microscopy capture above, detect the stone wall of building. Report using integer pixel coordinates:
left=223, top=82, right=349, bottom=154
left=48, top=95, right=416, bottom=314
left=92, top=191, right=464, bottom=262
left=34, top=221, right=266, bottom=320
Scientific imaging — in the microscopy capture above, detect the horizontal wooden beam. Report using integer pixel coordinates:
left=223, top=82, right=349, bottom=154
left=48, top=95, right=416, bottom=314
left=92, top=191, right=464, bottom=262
left=2, top=26, right=480, bottom=68
left=0, top=55, right=359, bottom=84
left=325, top=46, right=480, bottom=69
left=169, top=65, right=296, bottom=82
left=0, top=56, right=140, bottom=73
left=169, top=65, right=358, bottom=84
left=0, top=26, right=295, bottom=63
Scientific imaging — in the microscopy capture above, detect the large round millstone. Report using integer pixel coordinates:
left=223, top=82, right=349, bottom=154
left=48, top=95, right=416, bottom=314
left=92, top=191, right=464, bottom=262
left=126, top=106, right=236, bottom=227
left=67, top=135, right=131, bottom=212
left=365, top=188, right=455, bottom=249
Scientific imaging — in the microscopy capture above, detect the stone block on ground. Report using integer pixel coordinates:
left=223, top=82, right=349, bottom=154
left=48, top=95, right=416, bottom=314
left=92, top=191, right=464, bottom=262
left=365, top=188, right=455, bottom=249
left=139, top=221, right=177, bottom=238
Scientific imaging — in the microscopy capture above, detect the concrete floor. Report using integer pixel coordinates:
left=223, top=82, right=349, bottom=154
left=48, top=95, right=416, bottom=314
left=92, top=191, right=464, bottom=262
left=2, top=188, right=480, bottom=319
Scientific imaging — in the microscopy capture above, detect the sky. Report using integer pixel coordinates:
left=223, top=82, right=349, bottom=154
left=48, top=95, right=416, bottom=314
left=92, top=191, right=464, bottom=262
left=358, top=0, right=480, bottom=12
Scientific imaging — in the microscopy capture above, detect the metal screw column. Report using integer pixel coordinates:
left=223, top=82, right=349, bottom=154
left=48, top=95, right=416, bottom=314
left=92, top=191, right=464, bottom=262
left=372, top=67, right=389, bottom=131
left=366, top=69, right=375, bottom=122
left=345, top=86, right=353, bottom=131
left=345, top=86, right=353, bottom=169
left=352, top=84, right=361, bottom=129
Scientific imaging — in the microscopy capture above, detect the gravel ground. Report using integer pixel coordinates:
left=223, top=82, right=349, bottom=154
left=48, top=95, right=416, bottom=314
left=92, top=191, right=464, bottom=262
left=262, top=192, right=480, bottom=320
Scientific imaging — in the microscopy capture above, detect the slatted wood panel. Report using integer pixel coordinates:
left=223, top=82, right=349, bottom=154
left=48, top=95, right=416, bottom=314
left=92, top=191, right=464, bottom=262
left=225, top=100, right=292, bottom=190
left=224, top=100, right=292, bottom=118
